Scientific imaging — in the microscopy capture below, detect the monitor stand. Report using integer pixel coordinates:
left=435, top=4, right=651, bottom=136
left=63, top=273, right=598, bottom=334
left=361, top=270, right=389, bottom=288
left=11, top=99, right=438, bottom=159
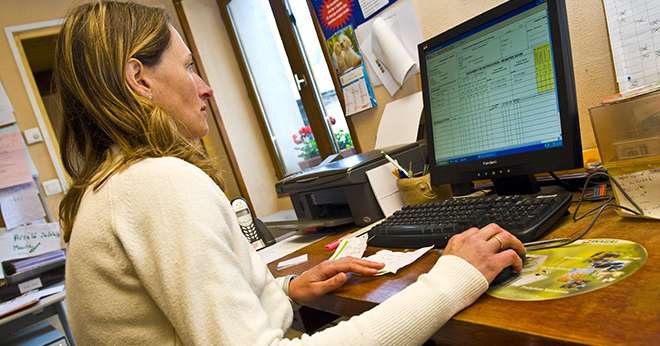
left=492, top=174, right=540, bottom=195
left=451, top=182, right=475, bottom=196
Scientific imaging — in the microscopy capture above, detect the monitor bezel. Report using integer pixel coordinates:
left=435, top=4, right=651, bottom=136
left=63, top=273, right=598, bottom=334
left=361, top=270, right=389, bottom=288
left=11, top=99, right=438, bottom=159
left=419, top=0, right=582, bottom=187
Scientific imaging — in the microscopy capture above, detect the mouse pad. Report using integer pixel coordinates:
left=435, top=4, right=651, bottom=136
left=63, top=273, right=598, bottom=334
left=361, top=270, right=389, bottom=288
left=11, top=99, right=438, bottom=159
left=487, top=239, right=647, bottom=301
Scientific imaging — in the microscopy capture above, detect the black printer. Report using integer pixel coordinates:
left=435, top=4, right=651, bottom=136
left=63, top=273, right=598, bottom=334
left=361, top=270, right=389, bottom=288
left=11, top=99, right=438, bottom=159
left=276, top=141, right=427, bottom=228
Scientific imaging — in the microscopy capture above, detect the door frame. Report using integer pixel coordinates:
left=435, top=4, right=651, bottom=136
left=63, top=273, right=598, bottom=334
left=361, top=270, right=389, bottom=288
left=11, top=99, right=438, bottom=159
left=5, top=19, right=68, bottom=190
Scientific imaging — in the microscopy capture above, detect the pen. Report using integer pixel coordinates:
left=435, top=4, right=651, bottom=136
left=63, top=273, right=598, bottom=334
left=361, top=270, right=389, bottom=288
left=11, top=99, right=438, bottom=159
left=381, top=151, right=411, bottom=178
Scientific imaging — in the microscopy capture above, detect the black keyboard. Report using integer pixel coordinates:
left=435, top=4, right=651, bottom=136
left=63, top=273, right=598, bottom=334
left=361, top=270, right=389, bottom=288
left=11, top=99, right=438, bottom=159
left=368, top=191, right=572, bottom=248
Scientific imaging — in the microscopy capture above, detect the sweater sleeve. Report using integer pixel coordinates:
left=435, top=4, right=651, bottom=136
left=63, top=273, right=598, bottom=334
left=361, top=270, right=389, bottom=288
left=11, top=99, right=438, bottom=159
left=111, top=157, right=488, bottom=346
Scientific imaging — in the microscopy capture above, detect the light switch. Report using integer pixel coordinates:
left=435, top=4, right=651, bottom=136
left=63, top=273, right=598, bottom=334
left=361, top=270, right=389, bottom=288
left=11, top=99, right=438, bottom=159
left=42, top=179, right=63, bottom=196
left=23, top=127, right=43, bottom=144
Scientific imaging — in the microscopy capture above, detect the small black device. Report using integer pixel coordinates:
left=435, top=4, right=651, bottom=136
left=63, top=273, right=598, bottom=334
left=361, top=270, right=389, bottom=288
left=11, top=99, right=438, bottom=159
left=231, top=198, right=274, bottom=250
left=368, top=191, right=571, bottom=248
left=491, top=251, right=526, bottom=287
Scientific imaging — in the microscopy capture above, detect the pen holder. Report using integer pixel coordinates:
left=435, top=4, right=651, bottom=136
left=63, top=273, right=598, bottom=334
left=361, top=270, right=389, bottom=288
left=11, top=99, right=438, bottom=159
left=397, top=174, right=450, bottom=206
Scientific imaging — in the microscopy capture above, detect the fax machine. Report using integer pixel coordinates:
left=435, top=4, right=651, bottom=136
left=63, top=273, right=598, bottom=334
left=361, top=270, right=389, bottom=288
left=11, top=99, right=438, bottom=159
left=276, top=141, right=427, bottom=227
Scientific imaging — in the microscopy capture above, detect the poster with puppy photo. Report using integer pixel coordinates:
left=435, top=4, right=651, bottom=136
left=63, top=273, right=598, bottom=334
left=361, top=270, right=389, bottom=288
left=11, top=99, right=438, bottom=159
left=312, top=0, right=398, bottom=115
left=326, top=26, right=375, bottom=115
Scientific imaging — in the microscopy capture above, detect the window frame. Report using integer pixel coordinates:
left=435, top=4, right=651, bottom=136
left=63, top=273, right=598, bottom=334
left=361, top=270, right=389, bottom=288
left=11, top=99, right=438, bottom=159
left=219, top=0, right=361, bottom=178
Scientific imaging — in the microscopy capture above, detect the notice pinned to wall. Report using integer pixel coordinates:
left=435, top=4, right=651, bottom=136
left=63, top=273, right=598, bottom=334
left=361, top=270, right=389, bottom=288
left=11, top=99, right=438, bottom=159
left=0, top=223, right=62, bottom=279
left=0, top=81, right=16, bottom=127
left=356, top=0, right=422, bottom=96
left=312, top=0, right=400, bottom=115
left=604, top=0, right=660, bottom=95
left=0, top=131, right=33, bottom=190
left=0, top=182, right=46, bottom=230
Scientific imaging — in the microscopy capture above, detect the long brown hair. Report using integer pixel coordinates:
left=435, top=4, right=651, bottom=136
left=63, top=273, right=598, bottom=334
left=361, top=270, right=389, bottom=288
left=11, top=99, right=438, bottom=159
left=55, top=1, right=222, bottom=242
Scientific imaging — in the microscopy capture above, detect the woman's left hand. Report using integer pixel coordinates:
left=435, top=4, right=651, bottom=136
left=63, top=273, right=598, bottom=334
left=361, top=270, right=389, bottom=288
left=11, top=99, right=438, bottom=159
left=288, top=257, right=385, bottom=304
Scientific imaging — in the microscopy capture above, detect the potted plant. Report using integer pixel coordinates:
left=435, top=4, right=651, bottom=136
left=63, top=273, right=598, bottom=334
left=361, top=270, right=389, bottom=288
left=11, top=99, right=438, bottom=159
left=293, top=125, right=322, bottom=170
left=292, top=118, right=356, bottom=170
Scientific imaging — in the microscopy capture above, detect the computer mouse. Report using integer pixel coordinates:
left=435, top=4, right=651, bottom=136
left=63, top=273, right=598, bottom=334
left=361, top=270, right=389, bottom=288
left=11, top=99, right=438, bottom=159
left=490, top=251, right=526, bottom=287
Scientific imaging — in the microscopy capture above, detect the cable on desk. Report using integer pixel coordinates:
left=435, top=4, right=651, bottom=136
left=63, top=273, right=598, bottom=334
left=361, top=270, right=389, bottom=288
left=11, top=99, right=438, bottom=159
left=549, top=171, right=581, bottom=192
left=525, top=171, right=643, bottom=251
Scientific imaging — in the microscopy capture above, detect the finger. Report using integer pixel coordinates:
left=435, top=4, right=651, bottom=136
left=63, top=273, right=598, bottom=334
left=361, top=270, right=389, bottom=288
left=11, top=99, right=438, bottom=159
left=476, top=223, right=504, bottom=240
left=460, top=227, right=481, bottom=238
left=488, top=234, right=505, bottom=253
left=347, top=257, right=385, bottom=269
left=313, top=272, right=348, bottom=296
left=497, top=231, right=526, bottom=257
left=494, top=249, right=524, bottom=272
left=319, top=259, right=380, bottom=278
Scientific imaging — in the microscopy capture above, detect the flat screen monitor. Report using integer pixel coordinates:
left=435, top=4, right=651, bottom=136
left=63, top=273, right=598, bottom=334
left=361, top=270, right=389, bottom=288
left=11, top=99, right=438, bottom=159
left=419, top=0, right=582, bottom=195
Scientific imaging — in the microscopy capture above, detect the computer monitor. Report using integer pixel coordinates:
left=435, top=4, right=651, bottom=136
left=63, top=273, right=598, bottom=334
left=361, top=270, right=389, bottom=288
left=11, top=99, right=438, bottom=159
left=419, top=0, right=582, bottom=195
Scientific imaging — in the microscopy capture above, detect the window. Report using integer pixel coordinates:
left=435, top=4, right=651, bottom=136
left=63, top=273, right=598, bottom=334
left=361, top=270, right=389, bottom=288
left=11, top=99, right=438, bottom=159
left=222, top=0, right=357, bottom=177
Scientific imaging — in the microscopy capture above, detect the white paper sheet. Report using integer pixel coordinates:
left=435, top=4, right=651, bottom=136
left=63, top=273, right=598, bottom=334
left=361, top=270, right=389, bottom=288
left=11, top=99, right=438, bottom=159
left=603, top=0, right=660, bottom=94
left=613, top=168, right=660, bottom=219
left=0, top=81, right=16, bottom=126
left=257, top=233, right=327, bottom=265
left=0, top=283, right=64, bottom=318
left=364, top=245, right=434, bottom=275
left=356, top=0, right=422, bottom=95
left=0, top=223, right=62, bottom=279
left=0, top=182, right=46, bottom=229
left=276, top=254, right=308, bottom=270
left=366, top=163, right=403, bottom=217
left=375, top=91, right=423, bottom=150
left=0, top=131, right=33, bottom=189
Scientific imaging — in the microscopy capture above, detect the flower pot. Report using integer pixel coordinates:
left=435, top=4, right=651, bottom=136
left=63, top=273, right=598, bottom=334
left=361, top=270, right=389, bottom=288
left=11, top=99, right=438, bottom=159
left=339, top=147, right=356, bottom=157
left=298, top=156, right=323, bottom=170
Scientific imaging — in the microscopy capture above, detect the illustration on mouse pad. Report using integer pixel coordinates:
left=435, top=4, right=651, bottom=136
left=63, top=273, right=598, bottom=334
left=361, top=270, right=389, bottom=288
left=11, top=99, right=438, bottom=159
left=488, top=239, right=646, bottom=301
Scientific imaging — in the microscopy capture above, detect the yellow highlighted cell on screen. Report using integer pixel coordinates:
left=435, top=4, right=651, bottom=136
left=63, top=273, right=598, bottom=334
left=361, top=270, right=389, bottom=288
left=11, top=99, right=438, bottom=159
left=534, top=43, right=554, bottom=93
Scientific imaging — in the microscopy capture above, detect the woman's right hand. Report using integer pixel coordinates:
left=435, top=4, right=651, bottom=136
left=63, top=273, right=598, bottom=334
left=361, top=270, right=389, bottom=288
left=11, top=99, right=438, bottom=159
left=442, top=223, right=525, bottom=283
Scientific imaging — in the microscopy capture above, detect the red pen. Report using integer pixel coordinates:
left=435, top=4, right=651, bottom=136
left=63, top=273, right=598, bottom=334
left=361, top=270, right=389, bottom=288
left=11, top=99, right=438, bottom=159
left=325, top=239, right=341, bottom=251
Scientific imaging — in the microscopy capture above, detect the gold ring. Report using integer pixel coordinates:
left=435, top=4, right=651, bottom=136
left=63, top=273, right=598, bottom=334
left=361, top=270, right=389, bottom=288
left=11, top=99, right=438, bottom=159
left=493, top=234, right=504, bottom=251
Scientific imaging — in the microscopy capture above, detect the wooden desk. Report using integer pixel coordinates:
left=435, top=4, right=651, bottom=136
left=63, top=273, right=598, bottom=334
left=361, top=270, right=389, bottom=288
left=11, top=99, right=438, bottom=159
left=269, top=207, right=660, bottom=345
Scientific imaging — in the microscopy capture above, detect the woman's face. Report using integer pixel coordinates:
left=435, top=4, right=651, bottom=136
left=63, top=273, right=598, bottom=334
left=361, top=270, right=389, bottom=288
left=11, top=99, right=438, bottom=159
left=145, top=26, right=213, bottom=139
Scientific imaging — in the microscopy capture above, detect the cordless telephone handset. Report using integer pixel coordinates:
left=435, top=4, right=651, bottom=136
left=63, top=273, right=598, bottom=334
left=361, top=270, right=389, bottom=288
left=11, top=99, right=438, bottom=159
left=231, top=198, right=266, bottom=250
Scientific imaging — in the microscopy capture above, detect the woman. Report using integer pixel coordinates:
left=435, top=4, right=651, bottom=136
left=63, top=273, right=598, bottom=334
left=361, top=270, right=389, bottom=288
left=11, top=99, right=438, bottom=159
left=57, top=2, right=524, bottom=345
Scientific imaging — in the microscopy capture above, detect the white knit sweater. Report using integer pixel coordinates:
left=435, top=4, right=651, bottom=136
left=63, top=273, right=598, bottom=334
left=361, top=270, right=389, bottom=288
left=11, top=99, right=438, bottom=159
left=66, top=157, right=488, bottom=345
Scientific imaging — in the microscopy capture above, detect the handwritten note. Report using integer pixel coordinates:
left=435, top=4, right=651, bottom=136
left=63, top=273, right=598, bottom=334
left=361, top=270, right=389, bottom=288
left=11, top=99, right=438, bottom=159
left=0, top=81, right=15, bottom=126
left=364, top=245, right=434, bottom=275
left=604, top=0, right=660, bottom=93
left=614, top=168, right=660, bottom=219
left=0, top=131, right=33, bottom=189
left=0, top=223, right=62, bottom=279
left=0, top=182, right=46, bottom=229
